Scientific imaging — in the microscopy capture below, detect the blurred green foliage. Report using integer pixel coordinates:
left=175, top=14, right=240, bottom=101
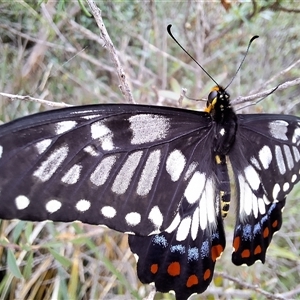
left=0, top=1, right=299, bottom=299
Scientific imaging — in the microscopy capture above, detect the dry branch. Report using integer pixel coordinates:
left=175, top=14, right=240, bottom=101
left=86, top=0, right=135, bottom=104
left=0, top=92, right=71, bottom=108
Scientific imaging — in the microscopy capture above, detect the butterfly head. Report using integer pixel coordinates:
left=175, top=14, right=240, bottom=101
left=204, top=86, right=232, bottom=123
left=205, top=86, right=230, bottom=113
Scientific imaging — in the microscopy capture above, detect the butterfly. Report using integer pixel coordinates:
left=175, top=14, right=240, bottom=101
left=0, top=81, right=299, bottom=299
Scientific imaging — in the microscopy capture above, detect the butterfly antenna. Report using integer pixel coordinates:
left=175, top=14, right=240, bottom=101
left=167, top=24, right=219, bottom=87
left=224, top=35, right=259, bottom=90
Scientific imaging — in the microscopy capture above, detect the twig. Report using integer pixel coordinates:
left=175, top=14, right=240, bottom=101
left=69, top=19, right=103, bottom=44
left=215, top=272, right=287, bottom=300
left=232, top=77, right=300, bottom=106
left=86, top=0, right=135, bottom=104
left=280, top=284, right=300, bottom=299
left=0, top=92, right=71, bottom=108
left=0, top=23, right=116, bottom=74
left=252, top=58, right=300, bottom=94
left=178, top=88, right=187, bottom=107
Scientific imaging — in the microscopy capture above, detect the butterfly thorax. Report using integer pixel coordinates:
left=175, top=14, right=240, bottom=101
left=205, top=86, right=238, bottom=155
left=204, top=86, right=237, bottom=219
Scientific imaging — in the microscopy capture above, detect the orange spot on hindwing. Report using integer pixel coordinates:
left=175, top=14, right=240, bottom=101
left=211, top=244, right=224, bottom=261
left=167, top=262, right=180, bottom=276
left=186, top=274, right=198, bottom=287
left=150, top=264, right=158, bottom=274
left=263, top=227, right=269, bottom=238
left=241, top=249, right=250, bottom=258
left=254, top=245, right=262, bottom=255
left=233, top=236, right=241, bottom=251
left=203, top=269, right=211, bottom=281
left=272, top=220, right=278, bottom=228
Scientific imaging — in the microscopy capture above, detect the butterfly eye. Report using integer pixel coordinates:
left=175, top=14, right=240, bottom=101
left=207, top=90, right=218, bottom=104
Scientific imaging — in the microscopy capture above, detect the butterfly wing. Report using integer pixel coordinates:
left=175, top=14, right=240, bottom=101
left=0, top=104, right=216, bottom=236
left=230, top=114, right=300, bottom=265
left=129, top=136, right=226, bottom=299
left=129, top=219, right=225, bottom=300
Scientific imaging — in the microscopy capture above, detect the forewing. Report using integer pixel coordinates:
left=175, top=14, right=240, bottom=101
left=230, top=114, right=300, bottom=265
left=0, top=104, right=213, bottom=236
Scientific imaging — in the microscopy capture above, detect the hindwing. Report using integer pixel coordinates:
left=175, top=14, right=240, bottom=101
left=129, top=142, right=228, bottom=299
left=230, top=114, right=300, bottom=265
left=129, top=216, right=225, bottom=300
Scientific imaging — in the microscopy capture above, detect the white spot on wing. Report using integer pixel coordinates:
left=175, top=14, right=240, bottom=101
left=15, top=195, right=30, bottom=210
left=90, top=156, right=117, bottom=186
left=252, top=193, right=258, bottom=218
left=283, top=182, right=290, bottom=192
left=184, top=162, right=198, bottom=180
left=91, top=121, right=114, bottom=151
left=148, top=206, right=163, bottom=229
left=219, top=128, right=225, bottom=136
left=165, top=213, right=180, bottom=233
left=291, top=174, right=297, bottom=183
left=263, top=195, right=270, bottom=205
left=258, top=145, right=272, bottom=169
left=292, top=127, right=300, bottom=144
left=55, top=121, right=77, bottom=134
left=176, top=217, right=191, bottom=241
left=191, top=207, right=199, bottom=240
left=244, top=185, right=254, bottom=216
left=238, top=175, right=253, bottom=217
left=0, top=145, right=3, bottom=158
left=199, top=178, right=215, bottom=229
left=61, top=164, right=82, bottom=185
left=101, top=206, right=116, bottom=218
left=33, top=145, right=69, bottom=182
left=184, top=171, right=205, bottom=204
left=244, top=165, right=260, bottom=190
left=269, top=120, right=288, bottom=141
left=250, top=157, right=261, bottom=170
left=83, top=145, right=99, bottom=156
left=258, top=198, right=266, bottom=215
left=283, top=145, right=294, bottom=170
left=275, top=145, right=286, bottom=175
left=125, top=212, right=141, bottom=226
left=137, top=150, right=161, bottom=196
left=129, top=114, right=170, bottom=145
left=166, top=149, right=186, bottom=182
left=292, top=146, right=300, bottom=162
left=204, top=179, right=215, bottom=224
left=272, top=183, right=280, bottom=200
left=76, top=199, right=91, bottom=212
left=112, top=151, right=143, bottom=195
left=46, top=199, right=62, bottom=213
left=35, top=139, right=52, bottom=154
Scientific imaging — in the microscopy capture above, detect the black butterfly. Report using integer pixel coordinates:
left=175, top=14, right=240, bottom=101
left=0, top=83, right=299, bottom=299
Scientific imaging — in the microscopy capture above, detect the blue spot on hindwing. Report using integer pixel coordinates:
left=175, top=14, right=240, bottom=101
left=188, top=247, right=199, bottom=261
left=200, top=240, right=210, bottom=258
left=253, top=223, right=261, bottom=235
left=152, top=235, right=168, bottom=247
left=170, top=244, right=185, bottom=254
left=242, top=224, right=252, bottom=241
left=211, top=231, right=219, bottom=240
